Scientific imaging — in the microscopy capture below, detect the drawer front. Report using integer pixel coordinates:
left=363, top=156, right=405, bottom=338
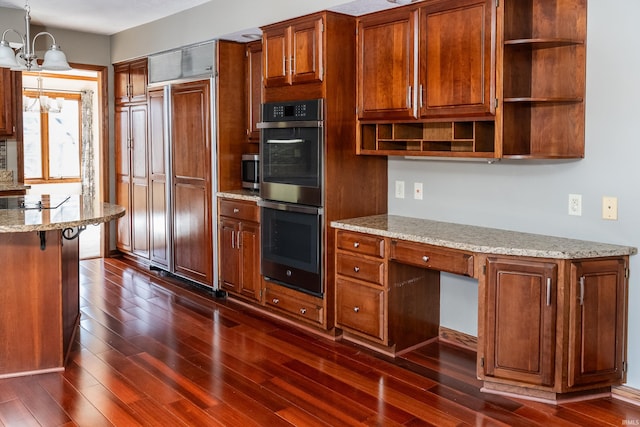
left=265, top=285, right=323, bottom=325
left=219, top=199, right=259, bottom=222
left=391, top=240, right=474, bottom=277
left=337, top=253, right=384, bottom=286
left=336, top=278, right=385, bottom=341
left=336, top=230, right=385, bottom=258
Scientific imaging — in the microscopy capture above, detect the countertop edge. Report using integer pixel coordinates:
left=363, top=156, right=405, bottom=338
left=0, top=203, right=125, bottom=233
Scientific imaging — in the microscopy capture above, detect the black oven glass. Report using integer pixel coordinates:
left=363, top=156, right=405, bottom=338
left=262, top=127, right=321, bottom=188
left=261, top=205, right=322, bottom=296
left=242, top=158, right=258, bottom=182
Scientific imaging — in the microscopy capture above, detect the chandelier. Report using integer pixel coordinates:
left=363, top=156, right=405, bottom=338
left=0, top=2, right=71, bottom=71
left=23, top=74, right=64, bottom=114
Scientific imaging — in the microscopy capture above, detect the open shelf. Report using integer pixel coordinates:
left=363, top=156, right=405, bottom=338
left=359, top=121, right=495, bottom=157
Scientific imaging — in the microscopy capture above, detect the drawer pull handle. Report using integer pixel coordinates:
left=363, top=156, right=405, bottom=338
left=354, top=242, right=360, bottom=248
left=300, top=308, right=307, bottom=315
left=233, top=208, right=240, bottom=213
left=422, top=255, right=429, bottom=262
left=354, top=266, right=360, bottom=273
left=272, top=298, right=279, bottom=304
left=353, top=306, right=360, bottom=313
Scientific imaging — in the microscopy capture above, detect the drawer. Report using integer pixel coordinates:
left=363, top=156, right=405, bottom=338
left=219, top=198, right=259, bottom=222
left=336, top=230, right=385, bottom=258
left=264, top=282, right=324, bottom=326
left=336, top=278, right=385, bottom=341
left=390, top=240, right=474, bottom=277
left=336, top=253, right=384, bottom=286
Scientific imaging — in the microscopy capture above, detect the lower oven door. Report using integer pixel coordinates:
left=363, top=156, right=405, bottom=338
left=259, top=200, right=323, bottom=297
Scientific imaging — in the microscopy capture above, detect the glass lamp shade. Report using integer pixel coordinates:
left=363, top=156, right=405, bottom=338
left=0, top=40, right=20, bottom=68
left=42, top=45, right=71, bottom=71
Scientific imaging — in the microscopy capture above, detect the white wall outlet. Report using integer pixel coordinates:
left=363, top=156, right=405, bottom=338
left=568, top=194, right=582, bottom=216
left=602, top=196, right=618, bottom=220
left=395, top=180, right=405, bottom=199
left=414, top=182, right=423, bottom=200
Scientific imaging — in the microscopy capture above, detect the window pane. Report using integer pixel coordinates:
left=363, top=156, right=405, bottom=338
left=48, top=100, right=80, bottom=178
left=23, top=108, right=43, bottom=179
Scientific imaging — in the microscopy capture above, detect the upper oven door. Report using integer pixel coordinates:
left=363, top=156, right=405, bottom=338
left=260, top=123, right=323, bottom=206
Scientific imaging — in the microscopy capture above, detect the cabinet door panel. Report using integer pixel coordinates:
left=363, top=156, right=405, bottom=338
left=336, top=278, right=385, bottom=341
left=263, top=27, right=289, bottom=87
left=485, top=258, right=556, bottom=386
left=131, top=182, right=149, bottom=258
left=358, top=10, right=417, bottom=120
left=0, top=69, right=14, bottom=136
left=174, top=183, right=211, bottom=284
left=115, top=178, right=131, bottom=252
left=569, top=258, right=626, bottom=388
left=240, top=222, right=261, bottom=301
left=219, top=218, right=239, bottom=292
left=290, top=18, right=323, bottom=85
left=419, top=0, right=494, bottom=117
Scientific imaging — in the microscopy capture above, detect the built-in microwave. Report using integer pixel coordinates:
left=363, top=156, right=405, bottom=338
left=241, top=153, right=259, bottom=190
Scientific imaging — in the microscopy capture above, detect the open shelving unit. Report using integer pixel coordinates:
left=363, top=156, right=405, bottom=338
left=358, top=121, right=496, bottom=157
left=499, top=0, right=586, bottom=158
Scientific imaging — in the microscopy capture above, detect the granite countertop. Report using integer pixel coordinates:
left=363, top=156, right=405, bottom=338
left=217, top=189, right=261, bottom=202
left=0, top=194, right=125, bottom=233
left=0, top=182, right=31, bottom=192
left=331, top=214, right=638, bottom=259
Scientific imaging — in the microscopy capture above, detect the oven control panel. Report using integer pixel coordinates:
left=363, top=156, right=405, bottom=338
left=262, top=99, right=323, bottom=122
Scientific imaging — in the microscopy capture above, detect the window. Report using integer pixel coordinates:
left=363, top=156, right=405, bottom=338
left=23, top=91, right=82, bottom=183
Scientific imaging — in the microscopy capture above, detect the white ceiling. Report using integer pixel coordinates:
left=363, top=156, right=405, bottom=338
left=0, top=0, right=400, bottom=36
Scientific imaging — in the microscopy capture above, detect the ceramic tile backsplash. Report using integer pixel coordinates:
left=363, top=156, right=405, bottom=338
left=0, top=140, right=6, bottom=170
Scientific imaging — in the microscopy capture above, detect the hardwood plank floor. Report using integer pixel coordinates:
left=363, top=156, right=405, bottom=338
left=1, top=257, right=640, bottom=426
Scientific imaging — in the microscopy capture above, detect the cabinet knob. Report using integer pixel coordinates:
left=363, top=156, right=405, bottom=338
left=233, top=208, right=240, bottom=213
left=272, top=298, right=279, bottom=304
left=353, top=306, right=360, bottom=313
left=300, top=308, right=307, bottom=315
left=354, top=242, right=360, bottom=248
left=422, top=255, right=429, bottom=262
left=353, top=266, right=360, bottom=273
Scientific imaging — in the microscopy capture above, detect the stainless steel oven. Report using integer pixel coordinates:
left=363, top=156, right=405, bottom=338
left=258, top=99, right=323, bottom=207
left=259, top=200, right=323, bottom=296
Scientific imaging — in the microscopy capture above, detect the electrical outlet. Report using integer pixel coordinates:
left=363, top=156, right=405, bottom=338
left=602, top=196, right=618, bottom=220
left=395, top=180, right=405, bottom=199
left=414, top=182, right=423, bottom=200
left=568, top=194, right=582, bottom=216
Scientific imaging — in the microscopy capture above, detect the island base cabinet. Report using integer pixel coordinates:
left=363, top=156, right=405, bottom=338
left=0, top=230, right=80, bottom=378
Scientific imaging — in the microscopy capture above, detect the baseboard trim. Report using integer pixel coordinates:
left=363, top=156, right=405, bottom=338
left=439, top=326, right=477, bottom=351
left=612, top=385, right=640, bottom=406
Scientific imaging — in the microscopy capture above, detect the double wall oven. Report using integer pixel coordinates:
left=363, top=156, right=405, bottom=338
left=258, top=99, right=324, bottom=297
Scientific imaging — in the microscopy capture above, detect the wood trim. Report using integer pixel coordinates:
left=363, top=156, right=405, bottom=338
left=439, top=326, right=477, bottom=351
left=612, top=386, right=640, bottom=406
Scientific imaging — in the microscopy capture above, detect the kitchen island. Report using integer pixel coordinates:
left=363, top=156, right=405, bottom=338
left=0, top=194, right=125, bottom=378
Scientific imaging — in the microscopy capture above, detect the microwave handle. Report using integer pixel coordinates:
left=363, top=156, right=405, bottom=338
left=266, top=139, right=305, bottom=144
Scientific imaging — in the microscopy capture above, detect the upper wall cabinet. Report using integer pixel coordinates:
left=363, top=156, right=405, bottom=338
left=114, top=58, right=148, bottom=105
left=262, top=15, right=324, bottom=87
left=0, top=69, right=14, bottom=137
left=357, top=0, right=494, bottom=121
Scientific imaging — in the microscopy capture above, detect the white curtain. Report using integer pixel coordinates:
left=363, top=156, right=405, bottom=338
left=81, top=90, right=94, bottom=199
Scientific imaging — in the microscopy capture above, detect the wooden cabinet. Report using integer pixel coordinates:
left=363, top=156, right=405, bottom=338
left=0, top=68, right=14, bottom=136
left=148, top=87, right=168, bottom=268
left=246, top=41, right=262, bottom=142
left=218, top=198, right=261, bottom=302
left=114, top=58, right=148, bottom=104
left=568, top=258, right=627, bottom=388
left=171, top=80, right=213, bottom=286
left=262, top=15, right=323, bottom=88
left=481, top=255, right=629, bottom=400
left=498, top=0, right=586, bottom=158
left=335, top=230, right=440, bottom=353
left=264, top=280, right=325, bottom=326
left=484, top=257, right=558, bottom=387
left=115, top=102, right=149, bottom=258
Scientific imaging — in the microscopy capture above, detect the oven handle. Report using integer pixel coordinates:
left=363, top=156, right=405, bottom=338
left=266, top=139, right=305, bottom=144
left=258, top=200, right=324, bottom=215
left=257, top=120, right=324, bottom=129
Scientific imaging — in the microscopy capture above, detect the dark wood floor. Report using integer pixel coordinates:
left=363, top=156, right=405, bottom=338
left=1, top=257, right=640, bottom=426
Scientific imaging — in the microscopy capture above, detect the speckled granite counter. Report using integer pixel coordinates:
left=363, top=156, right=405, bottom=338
left=0, top=194, right=125, bottom=233
left=331, top=214, right=637, bottom=259
left=0, top=182, right=31, bottom=193
left=217, top=189, right=261, bottom=202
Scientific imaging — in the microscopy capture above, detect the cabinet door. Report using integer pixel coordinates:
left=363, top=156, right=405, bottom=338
left=128, top=59, right=148, bottom=103
left=357, top=9, right=417, bottom=120
left=419, top=0, right=494, bottom=118
left=289, top=17, right=323, bottom=85
left=0, top=69, right=14, bottom=136
left=246, top=41, right=262, bottom=141
left=568, top=258, right=627, bottom=388
left=171, top=80, right=213, bottom=286
left=114, top=63, right=131, bottom=105
left=114, top=105, right=131, bottom=252
left=219, top=218, right=240, bottom=292
left=148, top=88, right=168, bottom=267
left=130, top=104, right=149, bottom=258
left=263, top=25, right=289, bottom=87
left=239, top=221, right=261, bottom=301
left=336, top=278, right=385, bottom=342
left=484, top=257, right=557, bottom=386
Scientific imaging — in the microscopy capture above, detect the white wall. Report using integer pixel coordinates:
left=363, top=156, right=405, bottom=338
left=388, top=1, right=640, bottom=388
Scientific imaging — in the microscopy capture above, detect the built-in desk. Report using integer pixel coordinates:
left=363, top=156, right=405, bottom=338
left=331, top=215, right=637, bottom=403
